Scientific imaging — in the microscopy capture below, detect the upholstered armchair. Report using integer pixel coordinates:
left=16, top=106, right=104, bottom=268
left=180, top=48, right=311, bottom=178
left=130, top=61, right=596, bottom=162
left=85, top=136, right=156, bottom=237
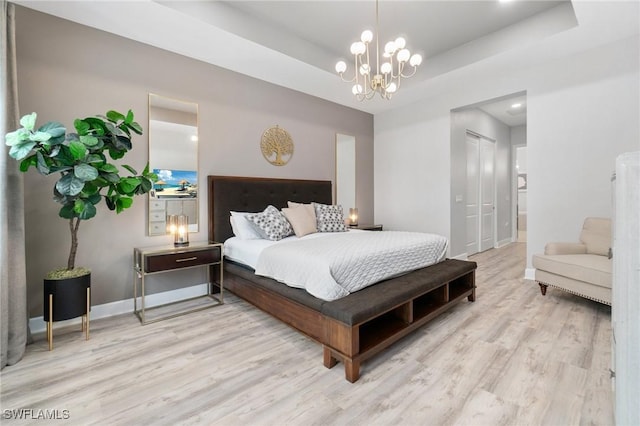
left=533, top=217, right=612, bottom=305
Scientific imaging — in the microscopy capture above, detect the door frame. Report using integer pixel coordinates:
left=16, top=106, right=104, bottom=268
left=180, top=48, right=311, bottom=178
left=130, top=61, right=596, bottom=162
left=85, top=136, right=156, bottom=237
left=512, top=144, right=526, bottom=243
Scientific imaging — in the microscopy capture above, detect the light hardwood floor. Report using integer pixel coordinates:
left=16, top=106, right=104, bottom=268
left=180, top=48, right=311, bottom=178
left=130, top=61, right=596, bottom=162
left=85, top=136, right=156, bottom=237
left=1, top=243, right=613, bottom=425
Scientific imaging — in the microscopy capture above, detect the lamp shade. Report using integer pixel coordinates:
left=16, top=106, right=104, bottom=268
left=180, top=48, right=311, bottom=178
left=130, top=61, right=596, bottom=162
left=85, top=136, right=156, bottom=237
left=348, top=208, right=359, bottom=226
left=168, top=214, right=189, bottom=246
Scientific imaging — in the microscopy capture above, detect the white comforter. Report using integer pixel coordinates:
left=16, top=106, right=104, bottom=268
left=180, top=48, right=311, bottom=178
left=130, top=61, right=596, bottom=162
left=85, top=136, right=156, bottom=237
left=254, top=231, right=448, bottom=301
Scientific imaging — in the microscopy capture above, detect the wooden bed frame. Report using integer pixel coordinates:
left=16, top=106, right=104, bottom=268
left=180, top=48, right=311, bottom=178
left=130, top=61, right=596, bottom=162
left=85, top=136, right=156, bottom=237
left=208, top=175, right=477, bottom=382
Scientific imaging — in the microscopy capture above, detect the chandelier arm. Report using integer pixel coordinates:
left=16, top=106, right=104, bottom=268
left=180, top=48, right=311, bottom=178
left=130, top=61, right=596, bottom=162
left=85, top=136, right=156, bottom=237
left=339, top=73, right=357, bottom=84
left=386, top=56, right=395, bottom=80
left=398, top=60, right=405, bottom=80
left=356, top=87, right=376, bottom=101
left=365, top=88, right=376, bottom=100
left=365, top=42, right=371, bottom=78
left=390, top=55, right=401, bottom=80
left=362, top=55, right=371, bottom=96
left=364, top=75, right=373, bottom=96
left=399, top=66, right=419, bottom=79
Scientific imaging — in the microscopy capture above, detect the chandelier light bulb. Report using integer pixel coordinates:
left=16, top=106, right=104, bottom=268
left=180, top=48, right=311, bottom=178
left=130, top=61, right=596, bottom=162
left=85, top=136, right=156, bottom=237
left=384, top=41, right=397, bottom=55
left=350, top=42, right=360, bottom=55
left=361, top=30, right=373, bottom=43
left=387, top=82, right=397, bottom=93
left=397, top=49, right=410, bottom=63
left=409, top=54, right=423, bottom=67
left=335, top=61, right=347, bottom=73
left=352, top=84, right=363, bottom=95
left=394, top=37, right=406, bottom=49
left=380, top=62, right=392, bottom=74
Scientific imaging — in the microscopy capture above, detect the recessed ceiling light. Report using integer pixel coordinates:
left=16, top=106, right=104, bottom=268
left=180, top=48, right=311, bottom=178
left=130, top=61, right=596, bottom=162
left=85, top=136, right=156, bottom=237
left=511, top=103, right=522, bottom=108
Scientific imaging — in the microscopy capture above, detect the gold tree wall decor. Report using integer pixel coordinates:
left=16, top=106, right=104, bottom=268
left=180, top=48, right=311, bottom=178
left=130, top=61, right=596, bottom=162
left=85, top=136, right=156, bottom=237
left=261, top=125, right=293, bottom=166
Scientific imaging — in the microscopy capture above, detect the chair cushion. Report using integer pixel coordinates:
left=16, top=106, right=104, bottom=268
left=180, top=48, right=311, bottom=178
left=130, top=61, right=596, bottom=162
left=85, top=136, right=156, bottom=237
left=532, top=253, right=611, bottom=289
left=579, top=217, right=611, bottom=256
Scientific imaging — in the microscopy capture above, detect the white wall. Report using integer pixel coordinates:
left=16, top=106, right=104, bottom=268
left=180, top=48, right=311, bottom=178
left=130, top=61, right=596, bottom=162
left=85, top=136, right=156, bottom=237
left=375, top=35, right=639, bottom=267
left=526, top=37, right=639, bottom=267
left=511, top=126, right=527, bottom=149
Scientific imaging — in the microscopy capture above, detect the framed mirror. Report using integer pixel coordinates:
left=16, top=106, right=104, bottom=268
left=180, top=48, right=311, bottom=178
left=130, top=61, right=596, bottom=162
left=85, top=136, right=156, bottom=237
left=335, top=133, right=356, bottom=219
left=148, top=94, right=199, bottom=236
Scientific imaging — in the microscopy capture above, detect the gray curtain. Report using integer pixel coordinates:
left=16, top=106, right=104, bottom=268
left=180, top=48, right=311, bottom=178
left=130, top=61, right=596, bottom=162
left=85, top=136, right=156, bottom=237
left=1, top=0, right=28, bottom=369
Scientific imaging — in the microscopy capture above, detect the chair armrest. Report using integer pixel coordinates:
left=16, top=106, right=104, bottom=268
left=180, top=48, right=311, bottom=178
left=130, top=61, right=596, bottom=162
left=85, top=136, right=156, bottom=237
left=544, top=242, right=588, bottom=255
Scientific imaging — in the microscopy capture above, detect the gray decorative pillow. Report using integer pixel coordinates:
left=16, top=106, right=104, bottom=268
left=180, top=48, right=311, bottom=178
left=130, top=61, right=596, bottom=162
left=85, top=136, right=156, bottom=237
left=247, top=205, right=293, bottom=241
left=313, top=203, right=347, bottom=233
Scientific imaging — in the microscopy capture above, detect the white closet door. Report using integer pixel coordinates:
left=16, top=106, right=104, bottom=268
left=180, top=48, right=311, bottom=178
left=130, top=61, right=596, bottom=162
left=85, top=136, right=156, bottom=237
left=466, top=134, right=480, bottom=255
left=480, top=138, right=495, bottom=252
left=466, top=132, right=495, bottom=256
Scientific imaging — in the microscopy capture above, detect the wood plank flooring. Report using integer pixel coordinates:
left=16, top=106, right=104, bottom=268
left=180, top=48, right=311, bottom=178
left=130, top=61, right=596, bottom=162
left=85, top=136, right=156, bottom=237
left=0, top=243, right=613, bottom=425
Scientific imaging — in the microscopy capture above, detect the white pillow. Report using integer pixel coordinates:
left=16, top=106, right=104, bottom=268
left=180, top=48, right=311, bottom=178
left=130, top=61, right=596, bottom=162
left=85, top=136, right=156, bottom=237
left=246, top=205, right=294, bottom=241
left=230, top=211, right=263, bottom=240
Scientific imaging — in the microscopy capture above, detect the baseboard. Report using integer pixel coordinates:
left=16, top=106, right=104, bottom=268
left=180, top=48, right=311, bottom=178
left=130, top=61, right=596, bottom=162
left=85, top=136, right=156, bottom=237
left=451, top=253, right=468, bottom=260
left=29, top=283, right=208, bottom=335
left=496, top=238, right=513, bottom=248
left=524, top=268, right=536, bottom=281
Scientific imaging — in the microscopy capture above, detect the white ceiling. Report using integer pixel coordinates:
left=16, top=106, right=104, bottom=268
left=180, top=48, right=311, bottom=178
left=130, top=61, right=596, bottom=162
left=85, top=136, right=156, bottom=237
left=14, top=0, right=640, bottom=123
left=170, top=1, right=566, bottom=72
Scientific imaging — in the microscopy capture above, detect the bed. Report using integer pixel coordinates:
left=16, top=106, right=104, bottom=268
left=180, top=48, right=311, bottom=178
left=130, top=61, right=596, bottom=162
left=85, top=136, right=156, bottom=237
left=208, top=175, right=477, bottom=382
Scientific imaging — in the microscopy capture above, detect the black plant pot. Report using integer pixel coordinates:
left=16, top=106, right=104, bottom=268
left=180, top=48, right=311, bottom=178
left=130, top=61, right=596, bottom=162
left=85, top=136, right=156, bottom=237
left=44, top=273, right=91, bottom=322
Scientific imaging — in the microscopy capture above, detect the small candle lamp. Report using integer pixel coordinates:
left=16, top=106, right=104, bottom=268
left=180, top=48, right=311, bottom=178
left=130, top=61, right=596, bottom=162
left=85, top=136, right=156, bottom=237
left=168, top=214, right=189, bottom=246
left=348, top=208, right=359, bottom=227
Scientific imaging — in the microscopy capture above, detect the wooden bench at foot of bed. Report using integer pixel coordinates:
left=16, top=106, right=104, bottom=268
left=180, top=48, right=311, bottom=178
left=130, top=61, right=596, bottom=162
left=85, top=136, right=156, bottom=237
left=224, top=258, right=477, bottom=383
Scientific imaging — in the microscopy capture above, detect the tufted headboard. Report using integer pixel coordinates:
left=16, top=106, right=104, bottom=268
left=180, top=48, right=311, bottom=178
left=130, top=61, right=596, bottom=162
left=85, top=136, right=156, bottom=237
left=207, top=176, right=332, bottom=243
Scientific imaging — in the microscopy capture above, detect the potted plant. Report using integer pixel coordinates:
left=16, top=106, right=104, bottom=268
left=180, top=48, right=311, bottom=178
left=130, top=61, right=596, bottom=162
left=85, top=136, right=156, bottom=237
left=5, top=109, right=156, bottom=346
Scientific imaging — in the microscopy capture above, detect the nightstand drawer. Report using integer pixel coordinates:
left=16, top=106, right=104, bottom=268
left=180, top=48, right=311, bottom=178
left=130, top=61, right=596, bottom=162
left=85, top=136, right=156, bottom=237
left=145, top=246, right=221, bottom=273
left=149, top=211, right=166, bottom=222
left=149, top=222, right=166, bottom=235
left=149, top=200, right=165, bottom=210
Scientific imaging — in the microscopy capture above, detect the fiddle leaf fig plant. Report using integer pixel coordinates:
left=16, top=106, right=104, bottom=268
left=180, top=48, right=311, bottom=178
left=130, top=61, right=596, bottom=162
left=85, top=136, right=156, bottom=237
left=5, top=109, right=156, bottom=277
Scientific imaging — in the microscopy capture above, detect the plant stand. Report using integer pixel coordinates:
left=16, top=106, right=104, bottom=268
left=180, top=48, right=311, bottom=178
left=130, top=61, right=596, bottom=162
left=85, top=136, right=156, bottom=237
left=43, top=274, right=91, bottom=351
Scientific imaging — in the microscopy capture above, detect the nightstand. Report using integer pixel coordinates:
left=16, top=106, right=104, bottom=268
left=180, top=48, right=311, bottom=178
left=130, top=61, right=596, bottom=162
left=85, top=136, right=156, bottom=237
left=349, top=224, right=383, bottom=231
left=133, top=241, right=223, bottom=324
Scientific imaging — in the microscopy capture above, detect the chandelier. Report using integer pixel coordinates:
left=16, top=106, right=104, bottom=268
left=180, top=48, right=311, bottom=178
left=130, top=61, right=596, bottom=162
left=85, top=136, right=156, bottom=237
left=335, top=0, right=422, bottom=101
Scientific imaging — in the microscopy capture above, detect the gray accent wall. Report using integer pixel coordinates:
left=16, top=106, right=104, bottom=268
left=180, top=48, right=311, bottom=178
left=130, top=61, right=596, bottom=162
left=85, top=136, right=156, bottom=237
left=15, top=7, right=373, bottom=317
